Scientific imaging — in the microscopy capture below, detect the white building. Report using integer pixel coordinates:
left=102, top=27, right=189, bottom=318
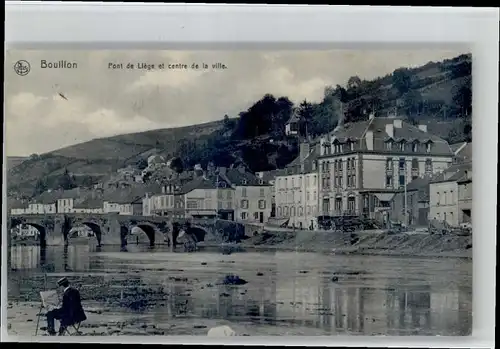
left=285, top=112, right=301, bottom=137
left=275, top=142, right=319, bottom=230
left=221, top=165, right=272, bottom=224
left=429, top=162, right=472, bottom=227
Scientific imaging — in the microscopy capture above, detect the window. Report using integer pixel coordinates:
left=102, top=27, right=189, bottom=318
left=425, top=159, right=433, bottom=173
left=241, top=179, right=247, bottom=185
left=227, top=191, right=232, bottom=199
left=412, top=142, right=418, bottom=152
left=450, top=190, right=454, bottom=204
left=352, top=174, right=356, bottom=187
left=218, top=190, right=223, bottom=199
left=306, top=192, right=310, bottom=201
left=400, top=141, right=406, bottom=151
left=399, top=175, right=405, bottom=187
left=426, top=142, right=432, bottom=153
left=241, top=199, right=249, bottom=209
left=386, top=141, right=393, bottom=150
left=444, top=191, right=447, bottom=205
left=386, top=175, right=393, bottom=188
left=187, top=200, right=198, bottom=209
left=277, top=206, right=282, bottom=217
left=307, top=205, right=311, bottom=214
left=254, top=212, right=259, bottom=220
left=242, top=188, right=247, bottom=197
left=350, top=141, right=355, bottom=151
left=298, top=207, right=303, bottom=216
left=259, top=188, right=265, bottom=197
left=298, top=177, right=302, bottom=187
left=335, top=197, right=342, bottom=212
left=437, top=192, right=440, bottom=205
left=241, top=212, right=248, bottom=220
left=258, top=200, right=266, bottom=209
left=386, top=158, right=393, bottom=170
left=312, top=161, right=317, bottom=171
left=313, top=191, right=316, bottom=200
left=347, top=196, right=356, bottom=212
left=399, top=158, right=406, bottom=170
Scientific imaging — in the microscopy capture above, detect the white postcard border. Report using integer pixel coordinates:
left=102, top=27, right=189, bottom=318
left=3, top=3, right=499, bottom=348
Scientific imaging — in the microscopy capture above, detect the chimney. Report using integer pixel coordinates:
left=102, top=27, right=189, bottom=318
left=365, top=131, right=374, bottom=151
left=393, top=119, right=402, bottom=128
left=299, top=142, right=310, bottom=163
left=385, top=123, right=394, bottom=138
left=418, top=124, right=427, bottom=132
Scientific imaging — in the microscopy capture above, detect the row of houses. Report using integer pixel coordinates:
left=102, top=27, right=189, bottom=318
left=268, top=114, right=472, bottom=229
left=9, top=115, right=472, bottom=232
left=10, top=163, right=274, bottom=226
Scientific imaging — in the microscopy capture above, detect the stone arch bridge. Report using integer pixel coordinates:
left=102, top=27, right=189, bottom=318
left=7, top=213, right=244, bottom=248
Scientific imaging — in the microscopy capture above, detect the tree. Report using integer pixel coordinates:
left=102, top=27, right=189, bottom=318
left=402, top=90, right=423, bottom=117
left=297, top=99, right=314, bottom=138
left=452, top=78, right=472, bottom=117
left=392, top=68, right=412, bottom=96
left=347, top=76, right=362, bottom=90
left=33, top=178, right=48, bottom=196
left=169, top=157, right=184, bottom=174
left=136, top=158, right=148, bottom=170
left=223, top=114, right=236, bottom=131
left=58, top=169, right=77, bottom=190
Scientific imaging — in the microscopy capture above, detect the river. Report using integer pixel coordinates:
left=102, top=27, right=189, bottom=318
left=6, top=244, right=472, bottom=336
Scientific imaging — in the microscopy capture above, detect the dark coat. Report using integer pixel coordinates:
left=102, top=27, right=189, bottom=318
left=60, top=287, right=87, bottom=326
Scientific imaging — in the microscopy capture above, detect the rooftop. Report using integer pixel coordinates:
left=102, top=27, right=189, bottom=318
left=430, top=162, right=472, bottom=184
left=321, top=117, right=453, bottom=156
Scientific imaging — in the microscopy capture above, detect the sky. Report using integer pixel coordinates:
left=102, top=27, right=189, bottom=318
left=4, top=49, right=467, bottom=156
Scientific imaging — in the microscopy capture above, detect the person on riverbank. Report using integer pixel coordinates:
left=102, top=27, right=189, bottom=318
left=45, top=277, right=87, bottom=336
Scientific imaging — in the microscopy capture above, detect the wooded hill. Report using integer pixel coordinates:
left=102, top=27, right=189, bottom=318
left=7, top=53, right=472, bottom=199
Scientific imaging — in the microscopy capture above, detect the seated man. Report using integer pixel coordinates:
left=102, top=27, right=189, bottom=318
left=46, top=277, right=87, bottom=335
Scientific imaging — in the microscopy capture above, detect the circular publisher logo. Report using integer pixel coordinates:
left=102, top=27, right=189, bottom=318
left=14, top=60, right=31, bottom=76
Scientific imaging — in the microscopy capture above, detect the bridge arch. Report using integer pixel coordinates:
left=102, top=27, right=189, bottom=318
left=66, top=222, right=103, bottom=246
left=9, top=221, right=47, bottom=247
left=127, top=222, right=165, bottom=247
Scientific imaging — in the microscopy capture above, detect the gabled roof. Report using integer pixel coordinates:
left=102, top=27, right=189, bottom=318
left=430, top=162, right=472, bottom=184
left=222, top=168, right=270, bottom=187
left=9, top=198, right=28, bottom=209
left=286, top=111, right=301, bottom=124
left=454, top=142, right=472, bottom=163
left=73, top=197, right=104, bottom=209
left=322, top=117, right=453, bottom=156
left=284, top=143, right=320, bottom=175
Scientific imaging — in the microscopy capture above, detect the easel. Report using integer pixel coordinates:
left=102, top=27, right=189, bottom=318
left=34, top=273, right=61, bottom=336
left=34, top=273, right=47, bottom=336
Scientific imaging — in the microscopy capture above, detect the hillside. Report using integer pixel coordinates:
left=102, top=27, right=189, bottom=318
left=7, top=53, right=472, bottom=199
left=6, top=157, right=28, bottom=171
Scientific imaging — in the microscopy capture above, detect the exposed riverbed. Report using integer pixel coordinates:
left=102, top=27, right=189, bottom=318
left=7, top=244, right=472, bottom=337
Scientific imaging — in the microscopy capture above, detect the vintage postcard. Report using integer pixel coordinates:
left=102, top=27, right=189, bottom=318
left=4, top=49, right=472, bottom=337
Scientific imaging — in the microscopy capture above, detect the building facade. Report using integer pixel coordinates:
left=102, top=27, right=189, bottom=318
left=317, top=116, right=454, bottom=226
left=458, top=169, right=472, bottom=224
left=391, top=177, right=431, bottom=226
left=222, top=165, right=272, bottom=224
left=429, top=162, right=471, bottom=227
left=274, top=142, right=319, bottom=229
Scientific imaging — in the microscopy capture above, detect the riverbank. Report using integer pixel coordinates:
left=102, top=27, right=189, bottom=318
left=234, top=230, right=472, bottom=259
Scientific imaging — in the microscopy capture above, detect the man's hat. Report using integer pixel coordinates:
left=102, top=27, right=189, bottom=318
left=57, top=277, right=69, bottom=286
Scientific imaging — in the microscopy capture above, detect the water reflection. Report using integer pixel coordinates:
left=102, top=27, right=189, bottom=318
left=8, top=245, right=472, bottom=336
